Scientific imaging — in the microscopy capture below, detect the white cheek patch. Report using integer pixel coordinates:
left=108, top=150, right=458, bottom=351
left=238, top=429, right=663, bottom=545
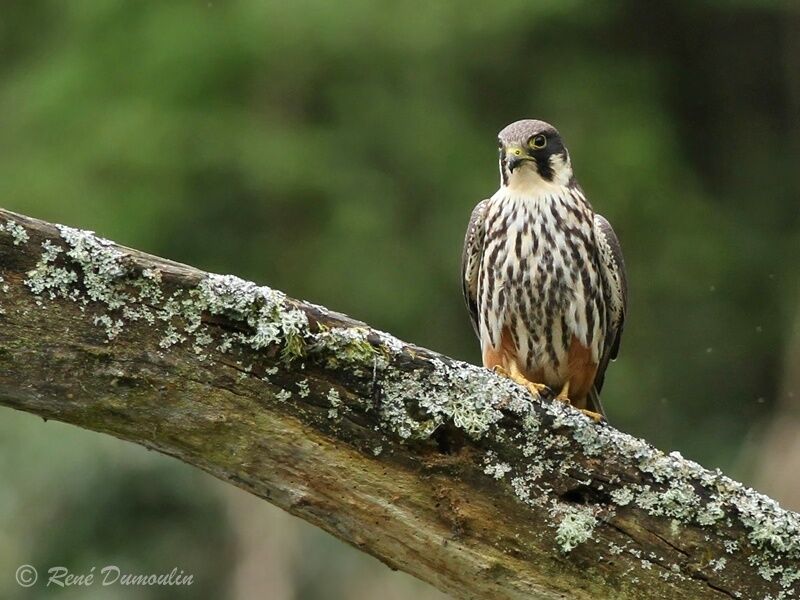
left=549, top=153, right=573, bottom=187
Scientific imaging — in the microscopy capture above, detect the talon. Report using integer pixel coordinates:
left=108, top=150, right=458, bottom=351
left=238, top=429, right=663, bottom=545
left=492, top=365, right=510, bottom=377
left=490, top=364, right=549, bottom=398
left=555, top=381, right=571, bottom=404
left=579, top=409, right=605, bottom=423
left=553, top=381, right=603, bottom=421
left=523, top=381, right=549, bottom=396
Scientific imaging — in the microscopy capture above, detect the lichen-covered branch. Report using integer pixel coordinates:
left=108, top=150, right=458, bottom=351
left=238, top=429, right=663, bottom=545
left=0, top=207, right=797, bottom=600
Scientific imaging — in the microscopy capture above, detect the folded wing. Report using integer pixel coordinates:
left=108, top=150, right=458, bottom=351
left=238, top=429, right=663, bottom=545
left=593, top=213, right=628, bottom=394
left=461, top=199, right=489, bottom=338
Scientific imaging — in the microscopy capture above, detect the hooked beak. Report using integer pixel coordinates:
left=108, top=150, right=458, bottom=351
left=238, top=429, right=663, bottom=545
left=503, top=145, right=530, bottom=173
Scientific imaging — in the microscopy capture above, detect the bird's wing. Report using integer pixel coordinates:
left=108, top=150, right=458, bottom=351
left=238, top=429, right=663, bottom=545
left=461, top=199, right=490, bottom=337
left=593, top=213, right=628, bottom=393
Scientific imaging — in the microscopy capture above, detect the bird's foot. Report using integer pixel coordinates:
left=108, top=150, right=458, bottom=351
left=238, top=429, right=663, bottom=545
left=554, top=382, right=571, bottom=405
left=492, top=365, right=549, bottom=397
left=555, top=397, right=605, bottom=422
left=554, top=382, right=603, bottom=422
left=578, top=409, right=605, bottom=423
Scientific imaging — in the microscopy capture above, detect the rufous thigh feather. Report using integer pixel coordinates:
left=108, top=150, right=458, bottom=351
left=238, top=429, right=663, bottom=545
left=566, top=335, right=598, bottom=409
left=483, top=327, right=546, bottom=385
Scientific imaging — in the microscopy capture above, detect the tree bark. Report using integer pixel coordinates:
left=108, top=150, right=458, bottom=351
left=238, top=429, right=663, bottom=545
left=0, top=207, right=797, bottom=600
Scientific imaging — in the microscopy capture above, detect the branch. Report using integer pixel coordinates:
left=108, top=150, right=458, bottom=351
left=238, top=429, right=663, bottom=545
left=0, top=207, right=797, bottom=600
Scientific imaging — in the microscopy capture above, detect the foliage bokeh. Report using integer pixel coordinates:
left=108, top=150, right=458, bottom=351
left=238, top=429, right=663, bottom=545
left=1, top=1, right=798, bottom=598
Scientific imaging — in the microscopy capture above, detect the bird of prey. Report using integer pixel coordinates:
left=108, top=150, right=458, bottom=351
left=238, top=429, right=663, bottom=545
left=461, top=119, right=627, bottom=421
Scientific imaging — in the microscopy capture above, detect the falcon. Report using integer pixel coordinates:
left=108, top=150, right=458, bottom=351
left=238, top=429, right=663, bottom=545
left=461, top=119, right=627, bottom=421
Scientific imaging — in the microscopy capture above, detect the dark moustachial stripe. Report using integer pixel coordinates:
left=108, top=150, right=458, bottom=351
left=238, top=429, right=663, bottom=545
left=535, top=155, right=553, bottom=181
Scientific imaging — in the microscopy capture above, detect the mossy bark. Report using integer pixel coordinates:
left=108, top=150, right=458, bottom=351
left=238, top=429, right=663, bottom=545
left=0, top=208, right=797, bottom=600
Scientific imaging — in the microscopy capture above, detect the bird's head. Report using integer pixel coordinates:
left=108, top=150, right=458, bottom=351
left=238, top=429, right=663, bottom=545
left=497, top=119, right=573, bottom=190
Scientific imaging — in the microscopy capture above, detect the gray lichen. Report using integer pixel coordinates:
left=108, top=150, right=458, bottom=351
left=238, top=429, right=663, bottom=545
left=327, top=388, right=342, bottom=419
left=10, top=219, right=800, bottom=596
left=611, top=487, right=635, bottom=507
left=483, top=452, right=512, bottom=480
left=26, top=240, right=78, bottom=299
left=1, top=220, right=30, bottom=245
left=552, top=503, right=598, bottom=553
left=710, top=557, right=727, bottom=572
left=493, top=396, right=800, bottom=591
left=380, top=357, right=516, bottom=439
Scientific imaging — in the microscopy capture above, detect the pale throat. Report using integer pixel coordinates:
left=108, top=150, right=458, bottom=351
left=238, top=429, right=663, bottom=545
left=499, top=154, right=574, bottom=195
left=500, top=167, right=573, bottom=199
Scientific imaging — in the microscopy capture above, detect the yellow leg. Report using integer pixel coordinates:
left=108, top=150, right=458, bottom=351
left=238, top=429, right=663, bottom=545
left=555, top=380, right=603, bottom=422
left=492, top=363, right=549, bottom=397
left=581, top=410, right=604, bottom=422
left=555, top=380, right=570, bottom=403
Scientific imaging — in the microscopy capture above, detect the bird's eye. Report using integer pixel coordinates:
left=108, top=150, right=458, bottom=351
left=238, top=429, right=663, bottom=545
left=529, top=134, right=547, bottom=150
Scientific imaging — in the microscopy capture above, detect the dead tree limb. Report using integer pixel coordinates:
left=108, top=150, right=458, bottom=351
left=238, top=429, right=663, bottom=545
left=0, top=207, right=797, bottom=600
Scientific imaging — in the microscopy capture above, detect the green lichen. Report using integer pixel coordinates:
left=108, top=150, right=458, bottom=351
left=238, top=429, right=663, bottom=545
left=314, top=326, right=381, bottom=369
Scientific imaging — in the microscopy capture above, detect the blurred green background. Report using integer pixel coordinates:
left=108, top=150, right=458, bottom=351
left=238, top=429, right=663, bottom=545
left=1, top=1, right=799, bottom=598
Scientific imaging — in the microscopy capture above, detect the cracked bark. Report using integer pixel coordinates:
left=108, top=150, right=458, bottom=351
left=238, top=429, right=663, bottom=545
left=0, top=207, right=798, bottom=600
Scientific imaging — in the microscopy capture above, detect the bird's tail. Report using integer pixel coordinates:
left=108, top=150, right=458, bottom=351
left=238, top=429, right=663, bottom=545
left=588, top=387, right=608, bottom=422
